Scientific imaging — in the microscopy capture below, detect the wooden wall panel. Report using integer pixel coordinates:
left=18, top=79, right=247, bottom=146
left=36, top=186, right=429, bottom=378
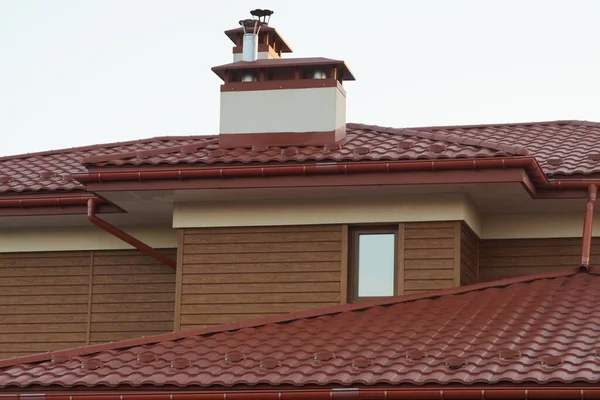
left=402, top=222, right=457, bottom=295
left=479, top=238, right=600, bottom=281
left=89, top=249, right=176, bottom=344
left=0, top=248, right=176, bottom=357
left=460, top=223, right=479, bottom=286
left=0, top=251, right=90, bottom=359
left=180, top=225, right=343, bottom=329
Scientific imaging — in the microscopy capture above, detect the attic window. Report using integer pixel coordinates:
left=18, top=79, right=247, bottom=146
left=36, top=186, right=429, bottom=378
left=349, top=227, right=397, bottom=301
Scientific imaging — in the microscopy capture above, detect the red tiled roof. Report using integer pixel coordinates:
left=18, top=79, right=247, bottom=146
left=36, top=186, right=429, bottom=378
left=83, top=125, right=518, bottom=167
left=0, top=136, right=213, bottom=194
left=0, top=267, right=598, bottom=389
left=412, top=120, right=600, bottom=177
left=2, top=120, right=600, bottom=195
left=0, top=125, right=516, bottom=194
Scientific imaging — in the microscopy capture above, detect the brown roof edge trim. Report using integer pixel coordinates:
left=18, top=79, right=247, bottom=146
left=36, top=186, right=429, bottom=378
left=0, top=194, right=108, bottom=209
left=73, top=157, right=543, bottom=183
left=87, top=199, right=176, bottom=270
left=2, top=387, right=600, bottom=399
left=1, top=265, right=593, bottom=369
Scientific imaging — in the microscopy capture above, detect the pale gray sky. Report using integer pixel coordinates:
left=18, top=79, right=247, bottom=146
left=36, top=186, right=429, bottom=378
left=1, top=0, right=599, bottom=156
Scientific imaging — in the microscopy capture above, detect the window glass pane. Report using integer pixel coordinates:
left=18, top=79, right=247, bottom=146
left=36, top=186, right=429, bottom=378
left=357, top=233, right=395, bottom=297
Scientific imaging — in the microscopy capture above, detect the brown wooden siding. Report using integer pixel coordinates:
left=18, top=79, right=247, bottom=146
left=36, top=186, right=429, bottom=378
left=402, top=222, right=457, bottom=295
left=0, top=251, right=90, bottom=359
left=179, top=226, right=343, bottom=329
left=0, top=249, right=175, bottom=358
left=460, top=223, right=479, bottom=285
left=89, top=250, right=176, bottom=344
left=479, top=238, right=600, bottom=281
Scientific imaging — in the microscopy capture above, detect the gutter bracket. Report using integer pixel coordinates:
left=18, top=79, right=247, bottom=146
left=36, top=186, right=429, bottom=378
left=87, top=198, right=177, bottom=270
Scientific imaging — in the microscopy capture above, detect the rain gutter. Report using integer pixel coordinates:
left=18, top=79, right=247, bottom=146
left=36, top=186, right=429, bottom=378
left=72, top=156, right=600, bottom=193
left=2, top=387, right=600, bottom=400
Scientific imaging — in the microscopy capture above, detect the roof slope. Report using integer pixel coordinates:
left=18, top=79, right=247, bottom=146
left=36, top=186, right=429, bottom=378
left=1, top=267, right=598, bottom=389
left=0, top=136, right=214, bottom=193
left=0, top=124, right=517, bottom=194
left=413, top=120, right=600, bottom=176
left=2, top=120, right=600, bottom=194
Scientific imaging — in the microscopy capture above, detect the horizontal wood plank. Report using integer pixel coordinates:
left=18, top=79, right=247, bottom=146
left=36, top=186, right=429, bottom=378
left=183, top=251, right=341, bottom=265
left=183, top=262, right=341, bottom=275
left=92, top=293, right=175, bottom=304
left=404, top=269, right=454, bottom=280
left=404, top=238, right=454, bottom=249
left=404, top=259, right=454, bottom=270
left=91, top=312, right=174, bottom=323
left=185, top=231, right=341, bottom=244
left=181, top=302, right=337, bottom=315
left=0, top=294, right=89, bottom=305
left=182, top=282, right=340, bottom=294
left=404, top=279, right=454, bottom=291
left=91, top=321, right=173, bottom=332
left=184, top=272, right=340, bottom=285
left=185, top=241, right=341, bottom=255
left=404, top=228, right=455, bottom=239
left=404, top=249, right=454, bottom=260
left=182, top=292, right=340, bottom=305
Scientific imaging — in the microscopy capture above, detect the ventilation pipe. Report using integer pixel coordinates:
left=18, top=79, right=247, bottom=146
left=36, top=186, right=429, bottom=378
left=239, top=9, right=273, bottom=62
left=87, top=198, right=176, bottom=270
left=580, top=184, right=598, bottom=268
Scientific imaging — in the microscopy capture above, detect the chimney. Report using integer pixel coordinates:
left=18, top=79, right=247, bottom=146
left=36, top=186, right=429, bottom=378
left=213, top=10, right=355, bottom=149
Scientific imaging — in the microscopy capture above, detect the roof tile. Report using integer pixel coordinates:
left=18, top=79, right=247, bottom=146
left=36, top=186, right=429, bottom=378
left=0, top=267, right=599, bottom=389
left=3, top=120, right=600, bottom=194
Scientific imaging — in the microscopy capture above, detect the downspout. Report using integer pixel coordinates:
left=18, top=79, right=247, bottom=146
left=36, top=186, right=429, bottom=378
left=87, top=198, right=177, bottom=270
left=580, top=184, right=598, bottom=268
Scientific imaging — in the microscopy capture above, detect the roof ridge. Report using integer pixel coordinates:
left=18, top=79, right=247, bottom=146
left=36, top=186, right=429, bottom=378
left=346, top=123, right=530, bottom=156
left=1, top=266, right=594, bottom=369
left=0, top=135, right=216, bottom=162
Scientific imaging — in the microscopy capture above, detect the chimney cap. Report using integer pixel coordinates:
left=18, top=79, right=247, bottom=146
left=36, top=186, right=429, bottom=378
left=250, top=9, right=274, bottom=19
left=212, top=57, right=355, bottom=81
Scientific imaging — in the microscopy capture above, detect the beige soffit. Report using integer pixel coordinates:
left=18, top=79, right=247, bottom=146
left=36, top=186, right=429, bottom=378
left=173, top=194, right=483, bottom=236
left=0, top=227, right=177, bottom=253
left=482, top=213, right=600, bottom=239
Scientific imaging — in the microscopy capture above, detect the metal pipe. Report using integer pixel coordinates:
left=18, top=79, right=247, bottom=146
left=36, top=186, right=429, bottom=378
left=242, top=33, right=258, bottom=62
left=86, top=198, right=176, bottom=270
left=580, top=184, right=598, bottom=267
left=2, top=387, right=600, bottom=400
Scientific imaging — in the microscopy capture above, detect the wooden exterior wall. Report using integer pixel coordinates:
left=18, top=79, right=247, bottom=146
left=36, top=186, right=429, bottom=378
left=178, top=222, right=481, bottom=329
left=0, top=249, right=175, bottom=359
left=401, top=222, right=458, bottom=295
left=479, top=237, right=600, bottom=281
left=178, top=226, right=344, bottom=330
left=460, top=223, right=479, bottom=285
